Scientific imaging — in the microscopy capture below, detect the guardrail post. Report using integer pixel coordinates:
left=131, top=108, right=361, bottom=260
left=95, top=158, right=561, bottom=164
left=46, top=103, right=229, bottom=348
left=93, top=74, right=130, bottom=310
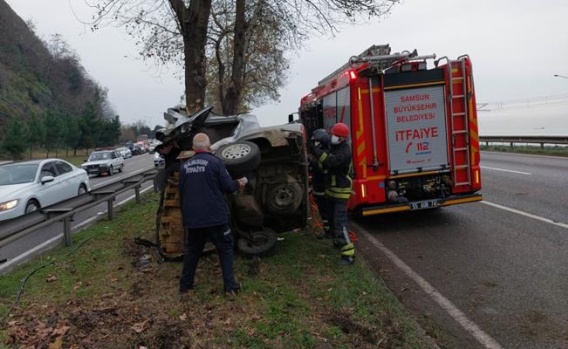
left=107, top=198, right=114, bottom=220
left=63, top=216, right=72, bottom=247
left=135, top=185, right=141, bottom=203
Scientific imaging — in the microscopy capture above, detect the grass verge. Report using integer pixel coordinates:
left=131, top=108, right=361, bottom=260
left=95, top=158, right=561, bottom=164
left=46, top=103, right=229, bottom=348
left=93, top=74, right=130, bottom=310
left=0, top=193, right=436, bottom=349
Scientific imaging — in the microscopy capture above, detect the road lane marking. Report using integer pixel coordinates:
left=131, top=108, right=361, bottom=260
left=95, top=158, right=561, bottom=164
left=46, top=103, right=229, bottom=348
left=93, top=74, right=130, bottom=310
left=482, top=201, right=568, bottom=229
left=481, top=166, right=531, bottom=175
left=357, top=227, right=504, bottom=349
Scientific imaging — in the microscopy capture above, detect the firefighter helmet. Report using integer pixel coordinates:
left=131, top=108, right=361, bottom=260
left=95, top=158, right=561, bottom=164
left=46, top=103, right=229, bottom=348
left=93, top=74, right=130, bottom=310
left=331, top=123, right=350, bottom=138
left=311, top=128, right=330, bottom=145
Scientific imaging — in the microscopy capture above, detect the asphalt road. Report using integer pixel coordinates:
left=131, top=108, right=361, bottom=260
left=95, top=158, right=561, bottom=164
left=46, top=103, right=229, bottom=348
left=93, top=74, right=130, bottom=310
left=2, top=151, right=567, bottom=349
left=355, top=151, right=568, bottom=349
left=0, top=153, right=157, bottom=273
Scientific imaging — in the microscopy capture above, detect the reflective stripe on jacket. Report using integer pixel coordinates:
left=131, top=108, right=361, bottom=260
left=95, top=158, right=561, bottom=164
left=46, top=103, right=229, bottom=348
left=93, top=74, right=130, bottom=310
left=316, top=142, right=353, bottom=199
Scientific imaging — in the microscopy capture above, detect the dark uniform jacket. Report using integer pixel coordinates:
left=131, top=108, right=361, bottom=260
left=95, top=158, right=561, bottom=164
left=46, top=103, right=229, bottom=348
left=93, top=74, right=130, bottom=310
left=313, top=141, right=353, bottom=200
left=308, top=143, right=329, bottom=196
left=178, top=151, right=238, bottom=228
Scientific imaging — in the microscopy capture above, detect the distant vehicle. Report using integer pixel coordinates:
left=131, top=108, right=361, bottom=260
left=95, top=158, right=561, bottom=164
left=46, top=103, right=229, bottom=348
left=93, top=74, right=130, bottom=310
left=130, top=143, right=146, bottom=155
left=81, top=150, right=125, bottom=176
left=0, top=159, right=90, bottom=222
left=153, top=152, right=165, bottom=167
left=115, top=146, right=132, bottom=159
left=148, top=141, right=161, bottom=154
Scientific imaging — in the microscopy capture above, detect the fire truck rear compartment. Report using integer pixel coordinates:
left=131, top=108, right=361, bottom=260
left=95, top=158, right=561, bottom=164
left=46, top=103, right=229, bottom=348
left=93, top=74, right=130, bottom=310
left=386, top=173, right=452, bottom=203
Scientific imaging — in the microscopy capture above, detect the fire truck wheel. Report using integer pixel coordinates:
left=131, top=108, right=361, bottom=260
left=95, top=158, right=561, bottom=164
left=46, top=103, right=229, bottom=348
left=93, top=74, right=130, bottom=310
left=264, top=176, right=303, bottom=215
left=216, top=141, right=261, bottom=178
left=237, top=228, right=277, bottom=257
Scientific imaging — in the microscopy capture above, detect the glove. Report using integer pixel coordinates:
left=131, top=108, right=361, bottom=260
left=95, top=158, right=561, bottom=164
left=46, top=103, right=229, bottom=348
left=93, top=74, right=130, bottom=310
left=311, top=145, right=324, bottom=158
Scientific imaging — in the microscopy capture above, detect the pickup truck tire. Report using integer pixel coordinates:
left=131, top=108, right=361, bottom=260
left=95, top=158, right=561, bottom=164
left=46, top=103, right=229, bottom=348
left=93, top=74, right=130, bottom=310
left=118, top=165, right=123, bottom=173
left=237, top=228, right=277, bottom=257
left=108, top=166, right=113, bottom=176
left=265, top=176, right=303, bottom=215
left=216, top=141, right=261, bottom=178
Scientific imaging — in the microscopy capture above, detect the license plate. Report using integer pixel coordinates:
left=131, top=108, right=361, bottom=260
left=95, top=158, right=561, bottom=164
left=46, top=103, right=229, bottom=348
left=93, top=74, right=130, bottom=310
left=409, top=200, right=439, bottom=210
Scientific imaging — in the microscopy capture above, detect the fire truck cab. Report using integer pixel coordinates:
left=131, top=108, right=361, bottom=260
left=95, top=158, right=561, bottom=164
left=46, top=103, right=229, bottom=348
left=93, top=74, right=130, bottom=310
left=299, top=44, right=482, bottom=216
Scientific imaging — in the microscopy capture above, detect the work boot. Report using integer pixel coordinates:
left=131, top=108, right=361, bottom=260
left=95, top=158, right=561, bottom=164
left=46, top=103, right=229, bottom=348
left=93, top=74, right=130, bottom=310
left=333, top=238, right=347, bottom=248
left=178, top=289, right=193, bottom=302
left=337, top=256, right=354, bottom=266
left=224, top=283, right=241, bottom=301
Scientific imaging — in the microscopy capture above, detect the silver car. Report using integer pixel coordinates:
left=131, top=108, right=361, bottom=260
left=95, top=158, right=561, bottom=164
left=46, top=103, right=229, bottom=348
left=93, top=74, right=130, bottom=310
left=0, top=159, right=90, bottom=222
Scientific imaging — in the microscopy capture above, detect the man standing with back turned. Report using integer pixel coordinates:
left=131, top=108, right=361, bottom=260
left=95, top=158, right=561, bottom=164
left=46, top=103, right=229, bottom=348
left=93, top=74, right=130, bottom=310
left=178, top=133, right=246, bottom=298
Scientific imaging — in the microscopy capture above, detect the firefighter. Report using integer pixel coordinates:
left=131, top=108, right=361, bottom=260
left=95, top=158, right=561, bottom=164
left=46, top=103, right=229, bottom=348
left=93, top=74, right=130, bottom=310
left=311, top=122, right=355, bottom=266
left=308, top=128, right=331, bottom=238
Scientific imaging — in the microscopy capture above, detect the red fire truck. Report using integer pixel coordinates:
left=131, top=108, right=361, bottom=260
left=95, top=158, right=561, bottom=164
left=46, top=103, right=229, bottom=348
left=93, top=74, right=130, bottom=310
left=299, top=44, right=482, bottom=216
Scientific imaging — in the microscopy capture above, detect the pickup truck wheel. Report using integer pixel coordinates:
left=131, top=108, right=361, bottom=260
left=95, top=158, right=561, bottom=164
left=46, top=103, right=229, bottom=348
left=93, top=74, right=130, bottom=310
left=118, top=164, right=123, bottom=173
left=108, top=166, right=113, bottom=176
left=216, top=141, right=261, bottom=178
left=237, top=228, right=277, bottom=257
left=265, top=176, right=303, bottom=215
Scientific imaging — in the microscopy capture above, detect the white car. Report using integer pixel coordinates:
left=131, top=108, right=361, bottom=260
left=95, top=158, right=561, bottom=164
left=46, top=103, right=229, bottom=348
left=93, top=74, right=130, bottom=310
left=0, top=159, right=91, bottom=222
left=153, top=152, right=165, bottom=167
left=116, top=147, right=132, bottom=159
left=81, top=150, right=125, bottom=176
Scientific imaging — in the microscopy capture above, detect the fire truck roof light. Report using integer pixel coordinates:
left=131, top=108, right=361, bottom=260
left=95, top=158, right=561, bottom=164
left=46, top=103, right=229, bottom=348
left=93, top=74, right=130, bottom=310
left=349, top=70, right=357, bottom=80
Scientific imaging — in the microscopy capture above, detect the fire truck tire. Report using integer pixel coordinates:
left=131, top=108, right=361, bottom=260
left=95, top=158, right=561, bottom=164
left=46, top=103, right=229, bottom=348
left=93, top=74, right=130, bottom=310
left=264, top=176, right=303, bottom=215
left=216, top=141, right=261, bottom=178
left=237, top=228, right=277, bottom=257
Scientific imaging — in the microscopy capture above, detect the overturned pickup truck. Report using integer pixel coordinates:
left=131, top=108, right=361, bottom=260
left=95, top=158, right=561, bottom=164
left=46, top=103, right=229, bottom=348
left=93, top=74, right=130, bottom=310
left=154, top=106, right=309, bottom=260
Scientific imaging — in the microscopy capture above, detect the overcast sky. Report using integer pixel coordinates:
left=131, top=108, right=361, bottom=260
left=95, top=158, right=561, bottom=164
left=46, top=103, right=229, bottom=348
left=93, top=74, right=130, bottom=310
left=6, top=0, right=568, bottom=135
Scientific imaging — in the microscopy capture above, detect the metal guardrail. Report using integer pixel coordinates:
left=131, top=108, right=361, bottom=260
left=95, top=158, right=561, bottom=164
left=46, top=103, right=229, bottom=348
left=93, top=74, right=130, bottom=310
left=0, top=168, right=159, bottom=254
left=479, top=136, right=568, bottom=148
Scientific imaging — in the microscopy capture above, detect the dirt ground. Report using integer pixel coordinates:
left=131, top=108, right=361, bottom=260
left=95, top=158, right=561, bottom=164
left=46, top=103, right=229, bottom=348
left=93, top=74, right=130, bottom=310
left=2, top=232, right=429, bottom=349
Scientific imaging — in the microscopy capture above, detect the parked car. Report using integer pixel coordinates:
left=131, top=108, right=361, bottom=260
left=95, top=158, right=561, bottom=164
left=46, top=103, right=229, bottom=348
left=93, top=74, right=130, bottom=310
left=116, top=146, right=132, bottom=159
left=81, top=150, right=125, bottom=176
left=0, top=159, right=90, bottom=222
left=154, top=152, right=165, bottom=167
left=154, top=106, right=309, bottom=260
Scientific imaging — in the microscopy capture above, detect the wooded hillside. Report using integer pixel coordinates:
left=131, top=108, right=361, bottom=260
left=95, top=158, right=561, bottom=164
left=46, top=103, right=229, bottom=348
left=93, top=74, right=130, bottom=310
left=0, top=0, right=123, bottom=159
left=0, top=0, right=110, bottom=140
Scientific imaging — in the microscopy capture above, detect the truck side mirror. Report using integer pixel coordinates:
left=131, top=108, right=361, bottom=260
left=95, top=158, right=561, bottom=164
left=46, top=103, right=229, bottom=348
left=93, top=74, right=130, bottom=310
left=288, top=114, right=294, bottom=123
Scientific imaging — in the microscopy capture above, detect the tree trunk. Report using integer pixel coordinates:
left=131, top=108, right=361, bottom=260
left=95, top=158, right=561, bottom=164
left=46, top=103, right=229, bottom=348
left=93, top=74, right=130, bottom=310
left=223, top=0, right=247, bottom=115
left=182, top=0, right=212, bottom=114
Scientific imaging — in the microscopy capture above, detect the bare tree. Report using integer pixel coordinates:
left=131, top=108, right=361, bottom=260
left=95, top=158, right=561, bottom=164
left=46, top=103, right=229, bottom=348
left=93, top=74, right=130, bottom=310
left=89, top=0, right=398, bottom=114
left=206, top=0, right=289, bottom=114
